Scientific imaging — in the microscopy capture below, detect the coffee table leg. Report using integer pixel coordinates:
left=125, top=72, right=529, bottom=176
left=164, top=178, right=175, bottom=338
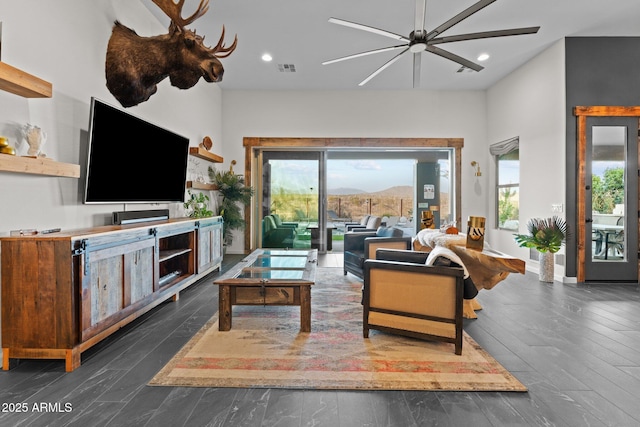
left=300, top=285, right=311, bottom=332
left=219, top=285, right=232, bottom=331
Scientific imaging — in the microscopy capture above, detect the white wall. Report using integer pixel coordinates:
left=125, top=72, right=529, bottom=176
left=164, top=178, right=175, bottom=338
left=0, top=0, right=224, bottom=233
left=221, top=90, right=489, bottom=253
left=485, top=39, right=567, bottom=278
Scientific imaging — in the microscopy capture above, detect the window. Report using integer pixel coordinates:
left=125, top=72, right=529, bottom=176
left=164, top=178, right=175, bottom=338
left=491, top=137, right=519, bottom=230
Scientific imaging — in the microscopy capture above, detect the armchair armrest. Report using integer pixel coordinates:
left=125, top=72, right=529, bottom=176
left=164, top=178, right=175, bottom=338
left=346, top=224, right=367, bottom=232
left=375, top=248, right=430, bottom=264
left=364, top=237, right=412, bottom=259
left=344, top=231, right=377, bottom=252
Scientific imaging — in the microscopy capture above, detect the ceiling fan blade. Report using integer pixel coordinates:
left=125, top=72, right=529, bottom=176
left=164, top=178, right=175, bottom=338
left=427, top=0, right=497, bottom=40
left=359, top=48, right=410, bottom=86
left=413, top=52, right=422, bottom=88
left=429, top=27, right=540, bottom=44
left=414, top=0, right=427, bottom=36
left=328, top=17, right=410, bottom=42
left=322, top=45, right=408, bottom=65
left=426, top=45, right=484, bottom=72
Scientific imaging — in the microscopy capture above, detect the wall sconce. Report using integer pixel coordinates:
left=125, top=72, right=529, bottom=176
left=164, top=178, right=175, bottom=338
left=470, top=161, right=482, bottom=176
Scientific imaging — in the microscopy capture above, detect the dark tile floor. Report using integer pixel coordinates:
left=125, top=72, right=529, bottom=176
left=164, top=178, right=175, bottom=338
left=1, top=252, right=640, bottom=426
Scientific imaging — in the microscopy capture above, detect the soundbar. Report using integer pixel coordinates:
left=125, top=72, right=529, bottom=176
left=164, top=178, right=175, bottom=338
left=112, top=209, right=170, bottom=225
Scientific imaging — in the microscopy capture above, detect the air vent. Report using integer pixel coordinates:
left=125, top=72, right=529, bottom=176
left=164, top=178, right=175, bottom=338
left=456, top=65, right=474, bottom=73
left=277, top=64, right=296, bottom=73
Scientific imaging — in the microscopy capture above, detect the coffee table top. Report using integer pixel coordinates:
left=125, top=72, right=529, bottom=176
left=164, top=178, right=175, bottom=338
left=214, top=249, right=318, bottom=285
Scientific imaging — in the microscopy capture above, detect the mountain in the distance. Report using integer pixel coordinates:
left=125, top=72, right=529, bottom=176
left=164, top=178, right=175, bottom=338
left=328, top=185, right=413, bottom=197
left=328, top=187, right=366, bottom=195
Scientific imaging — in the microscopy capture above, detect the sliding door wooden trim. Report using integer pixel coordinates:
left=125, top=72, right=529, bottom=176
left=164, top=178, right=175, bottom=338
left=243, top=137, right=464, bottom=252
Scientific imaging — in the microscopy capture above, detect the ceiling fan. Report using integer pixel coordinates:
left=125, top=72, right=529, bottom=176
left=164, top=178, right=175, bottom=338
left=322, top=0, right=540, bottom=87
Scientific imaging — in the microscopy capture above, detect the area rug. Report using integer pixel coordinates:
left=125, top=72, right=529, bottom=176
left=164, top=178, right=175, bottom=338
left=149, top=268, right=526, bottom=391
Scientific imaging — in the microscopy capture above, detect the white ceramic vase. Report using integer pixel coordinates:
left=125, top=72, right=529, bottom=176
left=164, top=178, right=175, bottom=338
left=539, top=251, right=555, bottom=283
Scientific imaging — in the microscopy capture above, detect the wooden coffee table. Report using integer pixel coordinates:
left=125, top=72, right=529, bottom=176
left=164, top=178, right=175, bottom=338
left=213, top=249, right=317, bottom=332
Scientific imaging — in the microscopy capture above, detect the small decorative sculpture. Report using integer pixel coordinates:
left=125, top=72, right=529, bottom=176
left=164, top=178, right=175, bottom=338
left=421, top=210, right=435, bottom=229
left=466, top=216, right=486, bottom=251
left=200, top=136, right=213, bottom=151
left=22, top=124, right=47, bottom=157
left=0, top=136, right=17, bottom=155
left=105, top=0, right=237, bottom=107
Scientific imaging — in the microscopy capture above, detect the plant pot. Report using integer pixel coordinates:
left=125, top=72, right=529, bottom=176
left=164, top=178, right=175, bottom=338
left=539, top=251, right=555, bottom=283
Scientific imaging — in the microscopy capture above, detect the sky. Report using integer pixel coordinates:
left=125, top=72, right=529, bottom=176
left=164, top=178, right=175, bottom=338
left=269, top=158, right=452, bottom=194
left=327, top=159, right=414, bottom=192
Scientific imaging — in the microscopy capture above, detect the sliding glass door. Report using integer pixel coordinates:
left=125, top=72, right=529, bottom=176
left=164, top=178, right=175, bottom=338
left=258, top=151, right=328, bottom=251
left=251, top=143, right=459, bottom=254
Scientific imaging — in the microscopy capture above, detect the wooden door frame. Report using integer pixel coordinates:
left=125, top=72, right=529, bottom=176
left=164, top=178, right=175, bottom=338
left=574, top=106, right=640, bottom=282
left=242, top=137, right=464, bottom=252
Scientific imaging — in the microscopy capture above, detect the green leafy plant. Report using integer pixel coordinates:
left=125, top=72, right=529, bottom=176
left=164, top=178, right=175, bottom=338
left=183, top=190, right=213, bottom=218
left=513, top=216, right=567, bottom=253
left=209, top=166, right=254, bottom=246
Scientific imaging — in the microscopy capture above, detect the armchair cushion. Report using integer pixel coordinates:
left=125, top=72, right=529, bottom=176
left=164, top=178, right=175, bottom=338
left=344, top=226, right=412, bottom=279
left=363, top=259, right=464, bottom=354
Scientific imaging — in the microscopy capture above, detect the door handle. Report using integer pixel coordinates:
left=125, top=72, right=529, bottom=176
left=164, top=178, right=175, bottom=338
left=586, top=218, right=593, bottom=223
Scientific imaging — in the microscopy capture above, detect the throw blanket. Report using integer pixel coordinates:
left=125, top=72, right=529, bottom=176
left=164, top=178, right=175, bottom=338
left=425, top=246, right=478, bottom=299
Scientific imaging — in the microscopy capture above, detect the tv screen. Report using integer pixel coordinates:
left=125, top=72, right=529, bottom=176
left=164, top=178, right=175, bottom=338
left=84, top=98, right=189, bottom=204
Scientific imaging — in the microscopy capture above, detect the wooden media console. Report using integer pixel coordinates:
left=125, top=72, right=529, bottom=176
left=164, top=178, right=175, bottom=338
left=1, top=216, right=223, bottom=372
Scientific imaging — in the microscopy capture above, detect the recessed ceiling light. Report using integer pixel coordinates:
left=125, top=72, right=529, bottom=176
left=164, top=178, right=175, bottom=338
left=477, top=53, right=490, bottom=62
left=261, top=53, right=273, bottom=62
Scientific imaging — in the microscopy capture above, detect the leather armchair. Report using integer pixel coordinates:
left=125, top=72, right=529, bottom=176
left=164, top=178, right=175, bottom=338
left=271, top=214, right=298, bottom=230
left=363, top=254, right=465, bottom=355
left=262, top=215, right=296, bottom=248
left=343, top=226, right=411, bottom=279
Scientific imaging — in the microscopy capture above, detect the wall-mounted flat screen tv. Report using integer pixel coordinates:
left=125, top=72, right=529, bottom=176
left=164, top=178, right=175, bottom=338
left=84, top=97, right=189, bottom=204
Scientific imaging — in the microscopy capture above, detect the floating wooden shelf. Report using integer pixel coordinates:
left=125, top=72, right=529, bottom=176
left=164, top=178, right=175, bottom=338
left=0, top=62, right=52, bottom=98
left=186, top=181, right=218, bottom=190
left=0, top=154, right=80, bottom=178
left=189, top=146, right=223, bottom=163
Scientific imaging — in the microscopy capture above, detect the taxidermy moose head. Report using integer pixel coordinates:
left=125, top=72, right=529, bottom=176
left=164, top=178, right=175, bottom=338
left=105, top=0, right=237, bottom=107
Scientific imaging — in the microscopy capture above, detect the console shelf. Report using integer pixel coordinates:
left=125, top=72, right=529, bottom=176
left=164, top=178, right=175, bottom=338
left=159, top=248, right=192, bottom=262
left=0, top=154, right=80, bottom=178
left=0, top=61, right=52, bottom=98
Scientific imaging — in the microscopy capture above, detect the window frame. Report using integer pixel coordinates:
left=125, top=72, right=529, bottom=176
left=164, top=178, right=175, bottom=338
left=491, top=137, right=520, bottom=231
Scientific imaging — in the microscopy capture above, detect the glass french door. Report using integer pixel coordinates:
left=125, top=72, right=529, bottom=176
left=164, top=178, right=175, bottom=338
left=257, top=151, right=328, bottom=252
left=584, top=117, right=638, bottom=282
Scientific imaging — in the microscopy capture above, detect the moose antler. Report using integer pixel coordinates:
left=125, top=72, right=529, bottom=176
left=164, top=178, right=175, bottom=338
left=152, top=0, right=209, bottom=30
left=211, top=26, right=238, bottom=58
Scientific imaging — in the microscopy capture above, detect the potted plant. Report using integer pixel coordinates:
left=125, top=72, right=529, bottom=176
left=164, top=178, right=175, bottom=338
left=209, top=166, right=254, bottom=247
left=183, top=190, right=213, bottom=218
left=514, top=216, right=567, bottom=283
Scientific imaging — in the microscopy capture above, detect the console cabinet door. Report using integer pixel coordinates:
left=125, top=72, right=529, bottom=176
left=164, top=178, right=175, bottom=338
left=198, top=220, right=223, bottom=273
left=80, top=237, right=156, bottom=341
